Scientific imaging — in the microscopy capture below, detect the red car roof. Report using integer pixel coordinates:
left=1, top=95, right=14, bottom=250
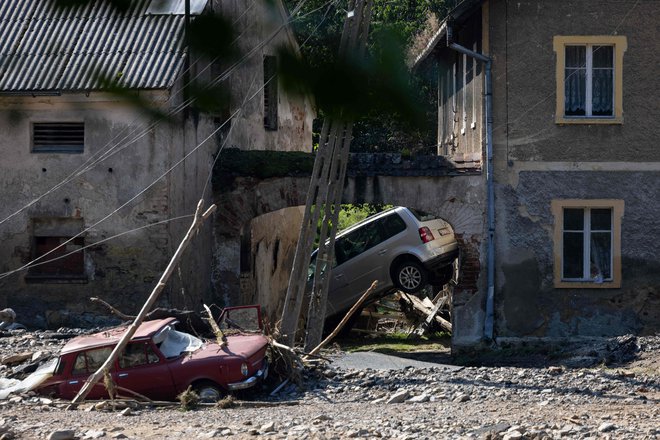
left=61, top=318, right=178, bottom=354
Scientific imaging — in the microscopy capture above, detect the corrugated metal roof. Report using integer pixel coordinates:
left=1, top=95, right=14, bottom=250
left=0, top=0, right=190, bottom=92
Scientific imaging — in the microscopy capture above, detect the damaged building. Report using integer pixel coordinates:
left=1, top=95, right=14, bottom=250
left=415, top=0, right=659, bottom=347
left=0, top=0, right=313, bottom=327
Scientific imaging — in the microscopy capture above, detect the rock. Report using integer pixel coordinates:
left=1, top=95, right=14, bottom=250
left=502, top=431, right=523, bottom=440
left=548, top=366, right=563, bottom=375
left=120, top=408, right=132, bottom=416
left=453, top=393, right=470, bottom=402
left=0, top=352, right=32, bottom=365
left=111, top=434, right=128, bottom=439
left=83, top=430, right=106, bottom=438
left=386, top=390, right=410, bottom=404
left=598, top=422, right=616, bottom=433
left=406, top=394, right=429, bottom=403
left=260, top=422, right=276, bottom=433
left=248, top=429, right=258, bottom=435
left=48, top=430, right=76, bottom=440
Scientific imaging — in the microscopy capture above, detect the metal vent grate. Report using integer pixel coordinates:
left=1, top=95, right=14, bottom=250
left=33, top=122, right=84, bottom=153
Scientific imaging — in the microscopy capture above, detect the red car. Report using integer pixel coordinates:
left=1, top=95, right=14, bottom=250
left=39, top=306, right=269, bottom=402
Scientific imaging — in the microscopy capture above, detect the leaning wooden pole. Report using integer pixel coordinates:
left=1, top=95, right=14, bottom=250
left=279, top=0, right=373, bottom=347
left=70, top=200, right=216, bottom=406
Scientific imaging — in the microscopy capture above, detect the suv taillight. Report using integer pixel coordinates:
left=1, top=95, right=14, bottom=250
left=419, top=226, right=434, bottom=243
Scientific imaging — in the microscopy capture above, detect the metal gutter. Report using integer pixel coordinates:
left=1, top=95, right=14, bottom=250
left=447, top=27, right=496, bottom=341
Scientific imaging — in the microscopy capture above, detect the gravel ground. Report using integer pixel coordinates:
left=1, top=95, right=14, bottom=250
left=0, top=329, right=658, bottom=440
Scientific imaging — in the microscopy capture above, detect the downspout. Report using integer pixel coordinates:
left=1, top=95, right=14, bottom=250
left=447, top=25, right=495, bottom=341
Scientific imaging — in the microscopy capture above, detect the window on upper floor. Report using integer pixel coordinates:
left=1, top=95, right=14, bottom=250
left=551, top=200, right=624, bottom=288
left=553, top=36, right=627, bottom=124
left=263, top=55, right=278, bottom=131
left=32, top=122, right=84, bottom=153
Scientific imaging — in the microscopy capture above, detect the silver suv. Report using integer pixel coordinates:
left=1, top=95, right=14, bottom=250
left=309, top=206, right=459, bottom=317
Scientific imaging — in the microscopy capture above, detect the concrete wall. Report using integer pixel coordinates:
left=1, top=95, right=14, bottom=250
left=210, top=0, right=315, bottom=153
left=0, top=91, right=218, bottom=327
left=248, top=206, right=305, bottom=326
left=488, top=0, right=660, bottom=337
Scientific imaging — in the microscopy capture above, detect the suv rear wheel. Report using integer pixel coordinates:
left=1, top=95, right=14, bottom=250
left=393, top=260, right=427, bottom=293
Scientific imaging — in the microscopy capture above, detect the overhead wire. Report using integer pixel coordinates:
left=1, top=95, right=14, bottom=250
left=0, top=0, right=333, bottom=229
left=0, top=0, right=338, bottom=280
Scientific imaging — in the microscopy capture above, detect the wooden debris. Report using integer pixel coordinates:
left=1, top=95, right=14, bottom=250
left=399, top=291, right=452, bottom=333
left=203, top=304, right=226, bottom=347
left=89, top=297, right=208, bottom=335
left=307, top=281, right=378, bottom=357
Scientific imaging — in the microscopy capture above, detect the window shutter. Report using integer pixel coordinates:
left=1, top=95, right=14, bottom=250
left=263, top=56, right=278, bottom=131
left=33, top=122, right=84, bottom=153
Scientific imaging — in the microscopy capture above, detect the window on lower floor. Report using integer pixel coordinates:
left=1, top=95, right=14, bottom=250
left=553, top=36, right=627, bottom=124
left=27, top=218, right=87, bottom=282
left=551, top=200, right=624, bottom=288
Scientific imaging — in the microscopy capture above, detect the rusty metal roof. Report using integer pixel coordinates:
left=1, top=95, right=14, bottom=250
left=0, top=0, right=189, bottom=92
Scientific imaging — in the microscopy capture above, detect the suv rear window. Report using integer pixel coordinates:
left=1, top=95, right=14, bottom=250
left=408, top=208, right=437, bottom=222
left=379, top=213, right=407, bottom=239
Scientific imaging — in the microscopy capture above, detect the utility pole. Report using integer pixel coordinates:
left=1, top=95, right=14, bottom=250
left=279, top=0, right=372, bottom=349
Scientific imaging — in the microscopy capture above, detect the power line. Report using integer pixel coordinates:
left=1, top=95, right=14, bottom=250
left=0, top=0, right=338, bottom=280
left=0, top=0, right=331, bottom=229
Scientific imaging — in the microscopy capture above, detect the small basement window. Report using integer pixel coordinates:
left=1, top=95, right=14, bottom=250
left=32, top=122, right=84, bottom=153
left=26, top=218, right=87, bottom=283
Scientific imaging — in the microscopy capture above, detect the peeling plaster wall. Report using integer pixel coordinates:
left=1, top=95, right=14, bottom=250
left=489, top=0, right=660, bottom=338
left=210, top=0, right=315, bottom=153
left=248, top=207, right=305, bottom=325
left=0, top=92, right=218, bottom=327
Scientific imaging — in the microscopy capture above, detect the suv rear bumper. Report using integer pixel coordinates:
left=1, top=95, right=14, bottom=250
left=422, top=248, right=459, bottom=274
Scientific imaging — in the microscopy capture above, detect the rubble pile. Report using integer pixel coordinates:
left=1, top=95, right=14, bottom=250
left=0, top=325, right=657, bottom=439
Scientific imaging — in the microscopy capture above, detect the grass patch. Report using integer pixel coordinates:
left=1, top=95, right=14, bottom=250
left=338, top=331, right=450, bottom=354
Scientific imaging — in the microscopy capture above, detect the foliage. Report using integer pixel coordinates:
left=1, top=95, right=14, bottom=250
left=177, top=386, right=200, bottom=411
left=339, top=330, right=450, bottom=353
left=282, top=0, right=451, bottom=154
left=337, top=203, right=391, bottom=231
left=313, top=203, right=391, bottom=248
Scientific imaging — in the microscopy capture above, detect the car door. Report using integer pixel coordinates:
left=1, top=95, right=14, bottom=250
left=115, top=341, right=177, bottom=401
left=329, top=221, right=387, bottom=313
left=59, top=346, right=115, bottom=400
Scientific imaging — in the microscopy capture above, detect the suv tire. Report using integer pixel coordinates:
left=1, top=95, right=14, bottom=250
left=394, top=260, right=427, bottom=293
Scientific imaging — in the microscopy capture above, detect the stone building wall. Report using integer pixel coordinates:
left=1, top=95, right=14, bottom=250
left=488, top=0, right=660, bottom=337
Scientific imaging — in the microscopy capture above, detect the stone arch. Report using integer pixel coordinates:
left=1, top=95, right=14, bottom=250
left=342, top=175, right=486, bottom=295
left=212, top=173, right=487, bottom=344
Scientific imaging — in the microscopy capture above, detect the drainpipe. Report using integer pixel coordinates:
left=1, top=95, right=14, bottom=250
left=447, top=25, right=496, bottom=341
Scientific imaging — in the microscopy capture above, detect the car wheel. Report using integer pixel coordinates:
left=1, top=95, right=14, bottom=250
left=193, top=381, right=224, bottom=403
left=394, top=260, right=427, bottom=293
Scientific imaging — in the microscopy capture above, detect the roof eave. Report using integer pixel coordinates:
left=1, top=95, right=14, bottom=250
left=411, top=0, right=484, bottom=70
